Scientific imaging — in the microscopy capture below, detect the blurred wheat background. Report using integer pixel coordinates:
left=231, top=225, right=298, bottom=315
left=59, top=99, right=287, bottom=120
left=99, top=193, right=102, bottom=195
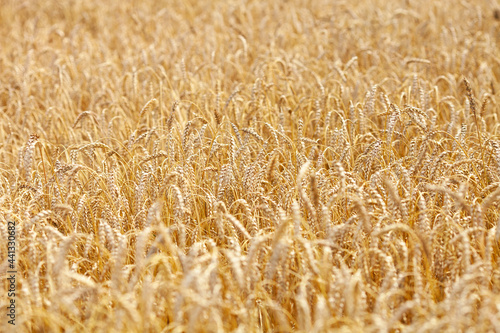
left=1, top=0, right=500, bottom=331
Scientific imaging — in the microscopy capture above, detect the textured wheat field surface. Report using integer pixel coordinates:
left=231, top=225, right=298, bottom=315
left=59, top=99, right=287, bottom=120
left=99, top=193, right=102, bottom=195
left=1, top=0, right=500, bottom=332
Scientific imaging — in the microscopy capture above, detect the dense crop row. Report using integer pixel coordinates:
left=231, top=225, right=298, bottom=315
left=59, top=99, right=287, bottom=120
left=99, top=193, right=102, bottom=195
left=1, top=0, right=499, bottom=331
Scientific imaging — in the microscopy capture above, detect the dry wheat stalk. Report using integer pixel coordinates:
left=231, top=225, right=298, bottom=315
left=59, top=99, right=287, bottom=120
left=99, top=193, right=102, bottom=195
left=1, top=1, right=499, bottom=331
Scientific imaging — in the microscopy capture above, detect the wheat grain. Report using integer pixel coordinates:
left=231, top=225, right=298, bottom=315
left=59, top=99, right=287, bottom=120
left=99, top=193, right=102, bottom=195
left=1, top=1, right=499, bottom=331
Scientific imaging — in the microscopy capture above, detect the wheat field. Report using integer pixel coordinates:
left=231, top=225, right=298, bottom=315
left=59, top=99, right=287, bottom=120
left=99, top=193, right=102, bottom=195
left=1, top=0, right=500, bottom=332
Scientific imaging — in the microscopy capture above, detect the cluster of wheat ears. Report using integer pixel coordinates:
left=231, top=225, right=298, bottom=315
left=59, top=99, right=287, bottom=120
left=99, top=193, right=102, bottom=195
left=1, top=0, right=500, bottom=332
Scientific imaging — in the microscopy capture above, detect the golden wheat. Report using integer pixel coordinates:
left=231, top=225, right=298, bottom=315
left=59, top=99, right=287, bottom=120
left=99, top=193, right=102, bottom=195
left=1, top=0, right=500, bottom=332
